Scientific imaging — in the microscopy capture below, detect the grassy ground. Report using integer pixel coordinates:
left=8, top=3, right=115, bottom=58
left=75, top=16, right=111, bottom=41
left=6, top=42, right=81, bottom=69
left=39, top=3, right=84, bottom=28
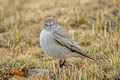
left=0, top=0, right=120, bottom=80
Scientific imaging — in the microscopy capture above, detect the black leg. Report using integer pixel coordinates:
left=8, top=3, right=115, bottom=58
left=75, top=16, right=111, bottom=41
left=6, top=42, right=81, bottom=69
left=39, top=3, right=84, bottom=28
left=59, top=58, right=66, bottom=68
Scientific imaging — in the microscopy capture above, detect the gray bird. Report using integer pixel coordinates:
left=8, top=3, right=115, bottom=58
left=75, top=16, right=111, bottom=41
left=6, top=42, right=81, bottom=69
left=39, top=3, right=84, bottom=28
left=40, top=17, right=96, bottom=68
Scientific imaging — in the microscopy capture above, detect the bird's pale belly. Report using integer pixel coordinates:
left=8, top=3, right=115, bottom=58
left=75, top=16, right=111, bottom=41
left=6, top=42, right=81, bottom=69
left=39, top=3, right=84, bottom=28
left=40, top=30, right=70, bottom=58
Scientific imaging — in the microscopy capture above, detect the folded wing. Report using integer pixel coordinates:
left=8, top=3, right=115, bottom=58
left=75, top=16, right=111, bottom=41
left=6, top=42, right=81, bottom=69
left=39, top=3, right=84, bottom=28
left=53, top=28, right=96, bottom=61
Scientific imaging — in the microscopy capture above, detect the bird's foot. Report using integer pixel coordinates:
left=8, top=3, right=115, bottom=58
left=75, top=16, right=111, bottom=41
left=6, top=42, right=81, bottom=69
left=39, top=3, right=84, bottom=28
left=59, top=59, right=66, bottom=68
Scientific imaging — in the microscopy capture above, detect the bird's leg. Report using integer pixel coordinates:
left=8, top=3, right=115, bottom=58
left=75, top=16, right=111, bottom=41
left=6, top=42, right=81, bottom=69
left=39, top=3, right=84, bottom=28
left=59, top=58, right=66, bottom=68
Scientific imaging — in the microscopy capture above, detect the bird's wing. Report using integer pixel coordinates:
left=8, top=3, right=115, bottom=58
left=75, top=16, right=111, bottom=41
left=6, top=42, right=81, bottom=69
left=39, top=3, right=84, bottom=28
left=54, top=26, right=71, bottom=39
left=53, top=28, right=96, bottom=61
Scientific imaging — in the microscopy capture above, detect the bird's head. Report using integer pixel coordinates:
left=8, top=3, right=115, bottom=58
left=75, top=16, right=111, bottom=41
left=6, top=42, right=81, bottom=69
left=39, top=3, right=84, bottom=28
left=44, top=17, right=57, bottom=29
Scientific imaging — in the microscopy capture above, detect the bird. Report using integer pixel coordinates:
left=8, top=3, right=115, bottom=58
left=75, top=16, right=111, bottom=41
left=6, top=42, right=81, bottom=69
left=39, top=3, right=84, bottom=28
left=39, top=17, right=96, bottom=68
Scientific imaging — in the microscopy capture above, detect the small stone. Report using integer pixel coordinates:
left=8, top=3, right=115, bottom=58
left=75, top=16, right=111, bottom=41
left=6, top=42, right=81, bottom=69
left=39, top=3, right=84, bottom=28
left=28, top=68, right=49, bottom=77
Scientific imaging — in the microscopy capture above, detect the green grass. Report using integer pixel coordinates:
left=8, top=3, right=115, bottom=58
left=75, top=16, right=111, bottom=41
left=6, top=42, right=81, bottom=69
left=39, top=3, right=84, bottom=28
left=0, top=0, right=120, bottom=79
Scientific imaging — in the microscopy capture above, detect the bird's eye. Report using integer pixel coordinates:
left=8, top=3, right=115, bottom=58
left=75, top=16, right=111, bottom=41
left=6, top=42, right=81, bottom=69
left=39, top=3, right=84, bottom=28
left=51, top=22, right=55, bottom=25
left=45, top=22, right=50, bottom=26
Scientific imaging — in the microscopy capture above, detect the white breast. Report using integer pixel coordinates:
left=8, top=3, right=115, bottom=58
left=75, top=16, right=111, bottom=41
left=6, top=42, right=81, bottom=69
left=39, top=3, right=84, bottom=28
left=40, top=29, right=52, bottom=49
left=40, top=29, right=55, bottom=55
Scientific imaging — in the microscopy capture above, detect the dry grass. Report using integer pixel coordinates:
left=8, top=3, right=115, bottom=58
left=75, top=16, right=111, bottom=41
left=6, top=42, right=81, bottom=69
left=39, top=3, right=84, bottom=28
left=0, top=0, right=120, bottom=80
